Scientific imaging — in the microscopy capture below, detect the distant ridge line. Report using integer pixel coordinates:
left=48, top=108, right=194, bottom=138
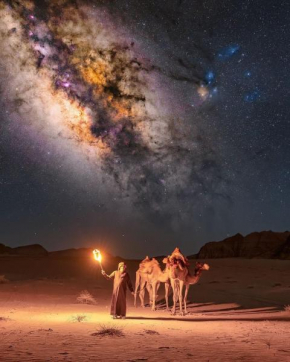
left=1, top=230, right=290, bottom=260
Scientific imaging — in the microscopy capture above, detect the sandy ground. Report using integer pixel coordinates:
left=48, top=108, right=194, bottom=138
left=0, top=257, right=290, bottom=361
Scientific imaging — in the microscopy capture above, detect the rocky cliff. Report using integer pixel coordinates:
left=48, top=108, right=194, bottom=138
left=197, top=231, right=290, bottom=259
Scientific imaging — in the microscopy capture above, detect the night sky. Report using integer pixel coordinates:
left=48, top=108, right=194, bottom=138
left=0, top=0, right=289, bottom=258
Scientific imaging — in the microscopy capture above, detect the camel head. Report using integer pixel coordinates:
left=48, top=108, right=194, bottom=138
left=162, top=257, right=169, bottom=265
left=167, top=258, right=184, bottom=270
left=194, top=262, right=210, bottom=276
left=168, top=260, right=188, bottom=281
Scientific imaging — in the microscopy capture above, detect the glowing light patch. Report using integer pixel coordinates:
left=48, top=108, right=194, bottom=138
left=198, top=86, right=209, bottom=99
left=93, top=249, right=102, bottom=263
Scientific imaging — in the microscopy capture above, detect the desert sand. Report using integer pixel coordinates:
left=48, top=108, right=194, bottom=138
left=0, top=254, right=290, bottom=361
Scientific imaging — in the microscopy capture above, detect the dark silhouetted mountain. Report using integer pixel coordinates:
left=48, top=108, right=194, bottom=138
left=0, top=243, right=12, bottom=254
left=0, top=244, right=47, bottom=255
left=49, top=248, right=117, bottom=261
left=197, top=231, right=290, bottom=259
left=1, top=231, right=290, bottom=260
left=12, top=244, right=48, bottom=255
left=49, top=248, right=93, bottom=258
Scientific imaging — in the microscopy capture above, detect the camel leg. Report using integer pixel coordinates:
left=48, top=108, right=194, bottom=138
left=151, top=282, right=160, bottom=309
left=178, top=281, right=184, bottom=316
left=139, top=281, right=146, bottom=308
left=134, top=293, right=137, bottom=308
left=175, top=282, right=180, bottom=307
left=134, top=292, right=138, bottom=307
left=184, top=285, right=189, bottom=315
left=170, top=279, right=177, bottom=315
left=156, top=281, right=160, bottom=300
left=146, top=283, right=152, bottom=306
left=151, top=282, right=157, bottom=311
left=134, top=271, right=140, bottom=307
left=165, top=282, right=170, bottom=310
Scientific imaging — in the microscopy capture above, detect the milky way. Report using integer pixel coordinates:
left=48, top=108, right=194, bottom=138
left=1, top=0, right=288, bottom=257
left=0, top=1, right=227, bottom=230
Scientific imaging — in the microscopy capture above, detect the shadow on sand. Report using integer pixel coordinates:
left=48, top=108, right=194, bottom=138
left=127, top=314, right=290, bottom=322
left=129, top=303, right=290, bottom=322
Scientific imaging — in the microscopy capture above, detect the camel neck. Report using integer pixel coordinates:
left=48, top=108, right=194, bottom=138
left=187, top=271, right=202, bottom=284
left=157, top=267, right=169, bottom=282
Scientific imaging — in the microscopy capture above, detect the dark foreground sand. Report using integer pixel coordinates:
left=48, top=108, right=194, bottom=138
left=0, top=256, right=290, bottom=361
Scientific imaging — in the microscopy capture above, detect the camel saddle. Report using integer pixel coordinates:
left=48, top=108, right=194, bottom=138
left=168, top=247, right=190, bottom=267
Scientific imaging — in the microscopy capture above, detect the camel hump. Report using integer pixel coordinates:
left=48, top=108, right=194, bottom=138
left=141, top=256, right=150, bottom=263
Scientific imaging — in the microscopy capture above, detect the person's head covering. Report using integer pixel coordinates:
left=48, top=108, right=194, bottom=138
left=118, top=262, right=127, bottom=271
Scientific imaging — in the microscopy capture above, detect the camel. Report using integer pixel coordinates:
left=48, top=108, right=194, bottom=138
left=167, top=248, right=210, bottom=315
left=134, top=256, right=171, bottom=311
left=167, top=248, right=189, bottom=316
left=134, top=256, right=154, bottom=307
left=183, top=262, right=210, bottom=314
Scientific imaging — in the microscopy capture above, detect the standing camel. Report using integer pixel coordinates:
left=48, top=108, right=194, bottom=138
left=134, top=257, right=171, bottom=311
left=134, top=257, right=153, bottom=307
left=168, top=260, right=189, bottom=315
left=166, top=247, right=191, bottom=315
left=183, top=262, right=210, bottom=314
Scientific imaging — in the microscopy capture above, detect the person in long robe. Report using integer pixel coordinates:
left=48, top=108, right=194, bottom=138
left=101, top=262, right=134, bottom=319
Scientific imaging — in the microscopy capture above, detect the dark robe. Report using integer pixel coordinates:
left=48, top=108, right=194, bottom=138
left=104, top=270, right=133, bottom=316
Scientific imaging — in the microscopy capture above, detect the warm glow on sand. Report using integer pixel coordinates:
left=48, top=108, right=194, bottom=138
left=0, top=259, right=290, bottom=361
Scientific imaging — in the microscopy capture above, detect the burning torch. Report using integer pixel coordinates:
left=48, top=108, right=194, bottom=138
left=93, top=249, right=104, bottom=272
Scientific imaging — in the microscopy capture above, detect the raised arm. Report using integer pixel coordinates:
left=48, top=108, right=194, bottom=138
left=102, top=270, right=115, bottom=280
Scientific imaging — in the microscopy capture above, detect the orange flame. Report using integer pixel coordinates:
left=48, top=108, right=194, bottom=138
left=93, top=249, right=102, bottom=262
